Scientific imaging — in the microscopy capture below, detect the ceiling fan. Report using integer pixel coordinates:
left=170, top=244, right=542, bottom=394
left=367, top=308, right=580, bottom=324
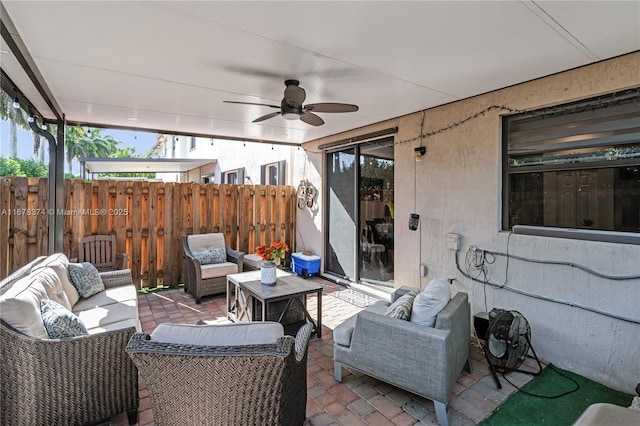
left=224, top=79, right=358, bottom=126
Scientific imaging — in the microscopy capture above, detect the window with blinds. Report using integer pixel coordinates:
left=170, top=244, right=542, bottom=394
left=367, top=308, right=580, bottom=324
left=503, top=88, right=640, bottom=234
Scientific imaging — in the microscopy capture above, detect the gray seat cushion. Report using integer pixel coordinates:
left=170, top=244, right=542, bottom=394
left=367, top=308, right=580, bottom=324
left=333, top=300, right=388, bottom=347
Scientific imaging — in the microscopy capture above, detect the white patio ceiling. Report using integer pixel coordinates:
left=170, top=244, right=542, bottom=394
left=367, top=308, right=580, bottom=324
left=1, top=1, right=638, bottom=146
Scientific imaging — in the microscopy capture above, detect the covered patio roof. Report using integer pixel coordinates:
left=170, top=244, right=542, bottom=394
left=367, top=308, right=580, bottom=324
left=2, top=1, right=638, bottom=145
left=1, top=1, right=638, bottom=254
left=79, top=157, right=217, bottom=177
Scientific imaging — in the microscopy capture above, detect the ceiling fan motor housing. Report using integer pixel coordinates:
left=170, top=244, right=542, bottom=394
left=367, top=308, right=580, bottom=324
left=281, top=99, right=302, bottom=120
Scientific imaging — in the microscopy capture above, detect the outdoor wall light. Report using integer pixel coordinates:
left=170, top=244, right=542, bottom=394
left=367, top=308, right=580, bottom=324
left=12, top=97, right=20, bottom=109
left=414, top=146, right=426, bottom=161
left=27, top=115, right=35, bottom=123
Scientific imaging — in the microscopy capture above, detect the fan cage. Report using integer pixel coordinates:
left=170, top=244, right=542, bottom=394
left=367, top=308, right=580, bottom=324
left=486, top=309, right=531, bottom=372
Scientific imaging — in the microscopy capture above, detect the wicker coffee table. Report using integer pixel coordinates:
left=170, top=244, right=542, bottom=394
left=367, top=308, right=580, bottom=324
left=226, top=270, right=323, bottom=337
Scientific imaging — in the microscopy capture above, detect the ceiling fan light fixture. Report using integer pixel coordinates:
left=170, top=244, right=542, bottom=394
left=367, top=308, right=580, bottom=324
left=282, top=112, right=299, bottom=120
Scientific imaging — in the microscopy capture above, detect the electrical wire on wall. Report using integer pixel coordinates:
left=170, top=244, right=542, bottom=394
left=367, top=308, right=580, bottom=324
left=304, top=87, right=639, bottom=156
left=304, top=104, right=523, bottom=155
left=455, top=242, right=640, bottom=325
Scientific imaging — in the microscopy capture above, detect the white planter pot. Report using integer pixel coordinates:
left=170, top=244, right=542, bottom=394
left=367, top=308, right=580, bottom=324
left=260, top=260, right=277, bottom=285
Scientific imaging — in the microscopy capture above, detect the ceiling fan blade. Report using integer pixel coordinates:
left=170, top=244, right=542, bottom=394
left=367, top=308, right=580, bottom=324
left=304, top=102, right=359, bottom=113
left=224, top=100, right=280, bottom=109
left=253, top=111, right=282, bottom=123
left=284, top=82, right=306, bottom=106
left=300, top=111, right=324, bottom=126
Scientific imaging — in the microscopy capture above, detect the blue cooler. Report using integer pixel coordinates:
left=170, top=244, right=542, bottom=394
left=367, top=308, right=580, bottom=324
left=291, top=252, right=321, bottom=278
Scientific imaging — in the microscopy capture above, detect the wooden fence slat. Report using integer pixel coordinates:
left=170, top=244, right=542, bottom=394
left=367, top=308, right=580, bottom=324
left=163, top=183, right=175, bottom=287
left=148, top=181, right=158, bottom=288
left=131, top=181, right=143, bottom=286
left=115, top=181, right=127, bottom=256
left=0, top=177, right=12, bottom=278
left=11, top=177, right=28, bottom=271
left=36, top=178, right=49, bottom=257
left=140, top=181, right=150, bottom=287
left=3, top=180, right=296, bottom=289
left=192, top=183, right=201, bottom=235
left=62, top=180, right=70, bottom=254
left=97, top=180, right=109, bottom=235
left=238, top=185, right=250, bottom=254
left=174, top=183, right=189, bottom=284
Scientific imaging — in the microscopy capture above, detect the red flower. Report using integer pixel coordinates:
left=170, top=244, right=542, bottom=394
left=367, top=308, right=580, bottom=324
left=255, top=241, right=289, bottom=265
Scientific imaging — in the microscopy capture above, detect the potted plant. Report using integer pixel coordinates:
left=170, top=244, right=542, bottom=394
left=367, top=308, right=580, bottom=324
left=255, top=241, right=289, bottom=285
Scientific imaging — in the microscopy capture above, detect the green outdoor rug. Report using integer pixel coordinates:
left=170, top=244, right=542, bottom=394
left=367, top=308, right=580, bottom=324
left=480, top=365, right=634, bottom=426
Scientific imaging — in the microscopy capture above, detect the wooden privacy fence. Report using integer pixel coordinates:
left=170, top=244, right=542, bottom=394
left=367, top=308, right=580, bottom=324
left=1, top=177, right=296, bottom=288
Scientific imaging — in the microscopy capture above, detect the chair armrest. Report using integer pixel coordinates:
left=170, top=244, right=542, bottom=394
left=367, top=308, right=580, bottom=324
left=226, top=246, right=245, bottom=271
left=352, top=310, right=449, bottom=352
left=100, top=269, right=134, bottom=289
left=183, top=253, right=203, bottom=279
left=392, top=286, right=420, bottom=302
left=294, top=322, right=314, bottom=362
left=226, top=246, right=244, bottom=263
left=116, top=252, right=129, bottom=270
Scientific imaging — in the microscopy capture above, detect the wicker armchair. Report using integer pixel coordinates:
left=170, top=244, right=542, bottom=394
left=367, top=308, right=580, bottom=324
left=126, top=322, right=314, bottom=426
left=182, top=233, right=244, bottom=303
left=0, top=262, right=139, bottom=426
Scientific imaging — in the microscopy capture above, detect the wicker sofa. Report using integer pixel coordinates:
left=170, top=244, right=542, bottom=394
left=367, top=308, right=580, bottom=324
left=333, top=284, right=471, bottom=426
left=0, top=253, right=140, bottom=425
left=182, top=233, right=245, bottom=303
left=126, top=322, right=314, bottom=425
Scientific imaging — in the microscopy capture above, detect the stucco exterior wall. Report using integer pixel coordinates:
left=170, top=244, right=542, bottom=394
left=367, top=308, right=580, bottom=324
left=297, top=52, right=640, bottom=393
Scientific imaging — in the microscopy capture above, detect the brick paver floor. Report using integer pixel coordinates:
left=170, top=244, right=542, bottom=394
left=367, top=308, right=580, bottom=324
left=112, top=276, right=536, bottom=425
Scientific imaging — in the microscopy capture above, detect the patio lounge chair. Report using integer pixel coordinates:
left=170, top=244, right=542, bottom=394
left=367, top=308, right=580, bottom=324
left=181, top=233, right=245, bottom=303
left=77, top=234, right=128, bottom=271
left=333, top=286, right=471, bottom=426
left=126, top=322, right=313, bottom=426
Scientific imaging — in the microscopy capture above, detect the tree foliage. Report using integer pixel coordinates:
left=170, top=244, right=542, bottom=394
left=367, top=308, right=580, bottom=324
left=64, top=127, right=120, bottom=173
left=0, top=90, right=42, bottom=156
left=0, top=156, right=48, bottom=177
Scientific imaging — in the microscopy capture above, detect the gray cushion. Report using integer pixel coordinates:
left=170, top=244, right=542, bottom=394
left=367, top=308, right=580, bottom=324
left=192, top=248, right=226, bottom=265
left=410, top=278, right=452, bottom=327
left=333, top=301, right=389, bottom=347
left=385, top=289, right=418, bottom=320
left=68, top=262, right=105, bottom=298
left=40, top=299, right=88, bottom=339
left=150, top=322, right=284, bottom=346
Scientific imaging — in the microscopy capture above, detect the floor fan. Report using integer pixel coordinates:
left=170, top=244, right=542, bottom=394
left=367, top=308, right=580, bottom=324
left=484, top=308, right=542, bottom=389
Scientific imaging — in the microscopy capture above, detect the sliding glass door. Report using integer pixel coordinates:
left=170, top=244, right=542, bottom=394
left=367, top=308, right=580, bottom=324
left=325, top=138, right=394, bottom=287
left=326, top=149, right=357, bottom=280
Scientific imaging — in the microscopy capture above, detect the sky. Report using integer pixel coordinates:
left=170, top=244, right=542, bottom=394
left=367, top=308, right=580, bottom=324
left=0, top=119, right=158, bottom=174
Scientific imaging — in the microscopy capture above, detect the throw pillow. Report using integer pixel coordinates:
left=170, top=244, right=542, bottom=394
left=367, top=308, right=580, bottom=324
left=40, top=299, right=89, bottom=339
left=410, top=278, right=452, bottom=327
left=192, top=248, right=226, bottom=265
left=385, top=289, right=419, bottom=320
left=67, top=262, right=105, bottom=298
